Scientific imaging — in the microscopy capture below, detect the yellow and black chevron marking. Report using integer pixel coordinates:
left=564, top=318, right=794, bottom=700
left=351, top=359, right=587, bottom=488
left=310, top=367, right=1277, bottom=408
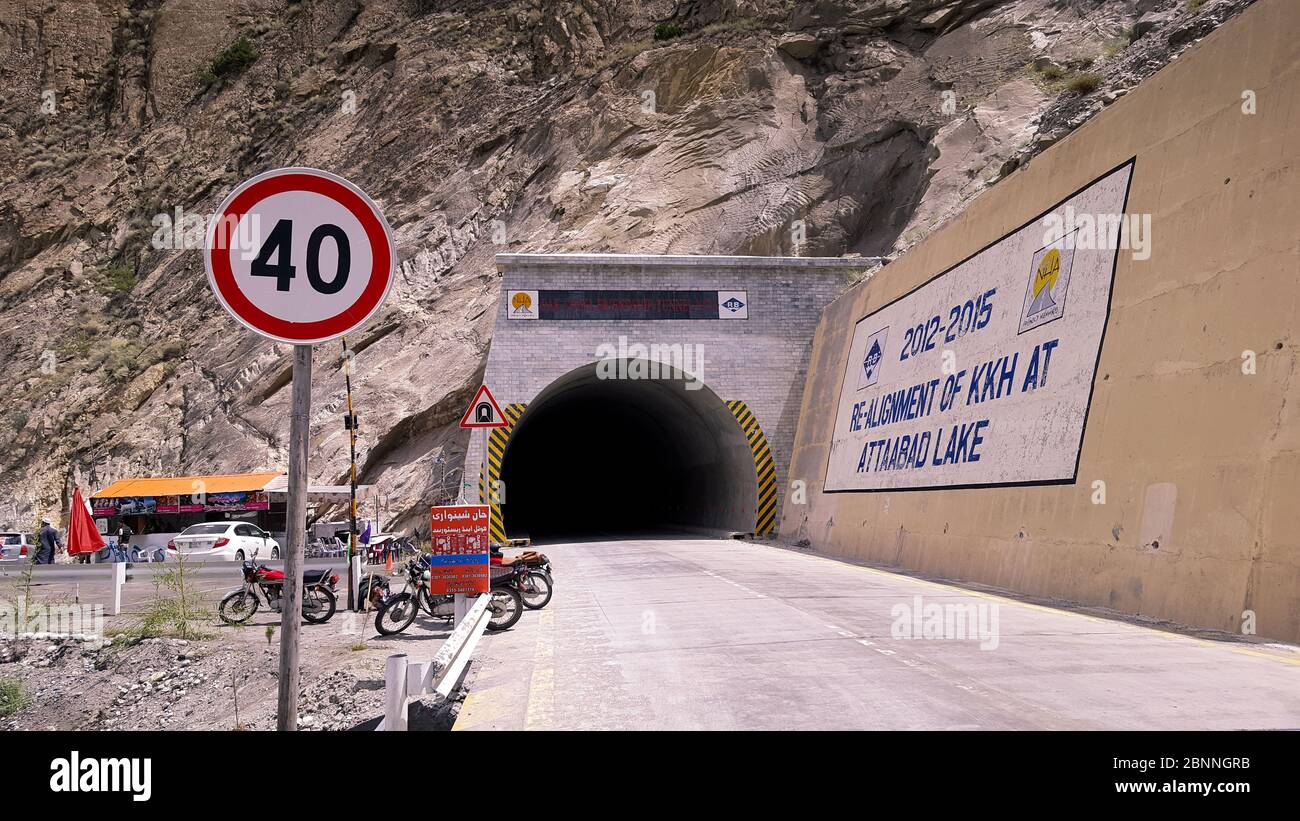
left=479, top=402, right=527, bottom=545
left=725, top=400, right=778, bottom=536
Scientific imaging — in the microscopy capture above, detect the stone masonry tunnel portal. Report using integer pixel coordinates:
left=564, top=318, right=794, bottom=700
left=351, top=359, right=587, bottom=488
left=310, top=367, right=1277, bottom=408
left=468, top=253, right=869, bottom=544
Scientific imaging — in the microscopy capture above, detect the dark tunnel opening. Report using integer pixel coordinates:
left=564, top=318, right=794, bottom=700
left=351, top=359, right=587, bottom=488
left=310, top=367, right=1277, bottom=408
left=498, top=361, right=758, bottom=541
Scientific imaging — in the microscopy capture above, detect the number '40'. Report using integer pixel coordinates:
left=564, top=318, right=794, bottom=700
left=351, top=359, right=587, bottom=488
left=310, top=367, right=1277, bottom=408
left=250, top=219, right=351, bottom=294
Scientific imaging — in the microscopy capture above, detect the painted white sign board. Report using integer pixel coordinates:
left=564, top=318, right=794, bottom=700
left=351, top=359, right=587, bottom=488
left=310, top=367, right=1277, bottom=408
left=824, top=160, right=1135, bottom=492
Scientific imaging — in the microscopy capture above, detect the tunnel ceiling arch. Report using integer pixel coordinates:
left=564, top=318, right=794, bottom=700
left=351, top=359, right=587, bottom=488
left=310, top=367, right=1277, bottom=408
left=484, top=360, right=764, bottom=540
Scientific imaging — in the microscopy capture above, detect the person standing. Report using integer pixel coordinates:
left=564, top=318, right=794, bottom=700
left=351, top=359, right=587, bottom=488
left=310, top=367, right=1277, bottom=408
left=36, top=518, right=62, bottom=564
left=116, top=522, right=135, bottom=561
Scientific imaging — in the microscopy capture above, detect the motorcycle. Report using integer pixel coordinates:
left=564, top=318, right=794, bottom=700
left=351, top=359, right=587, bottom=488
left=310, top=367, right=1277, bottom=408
left=218, top=552, right=339, bottom=625
left=372, top=555, right=524, bottom=636
left=492, top=550, right=553, bottom=611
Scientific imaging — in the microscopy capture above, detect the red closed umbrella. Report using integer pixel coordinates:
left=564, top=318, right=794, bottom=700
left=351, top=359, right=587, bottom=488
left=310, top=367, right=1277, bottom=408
left=67, top=487, right=106, bottom=556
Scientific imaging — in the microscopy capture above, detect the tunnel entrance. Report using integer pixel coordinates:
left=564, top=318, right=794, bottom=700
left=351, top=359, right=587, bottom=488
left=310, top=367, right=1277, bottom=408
left=497, top=361, right=758, bottom=540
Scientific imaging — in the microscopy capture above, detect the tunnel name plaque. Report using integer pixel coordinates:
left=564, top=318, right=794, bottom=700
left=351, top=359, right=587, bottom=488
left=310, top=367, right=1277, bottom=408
left=506, top=289, right=748, bottom=320
left=824, top=159, right=1135, bottom=492
left=429, top=505, right=491, bottom=595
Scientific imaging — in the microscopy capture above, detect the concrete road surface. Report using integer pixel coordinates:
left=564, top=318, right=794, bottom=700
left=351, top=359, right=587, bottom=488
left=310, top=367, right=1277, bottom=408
left=455, top=537, right=1300, bottom=730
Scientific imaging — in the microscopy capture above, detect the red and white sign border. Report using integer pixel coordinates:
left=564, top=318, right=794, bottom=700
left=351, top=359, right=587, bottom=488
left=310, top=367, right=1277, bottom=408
left=204, top=166, right=396, bottom=346
left=459, top=384, right=508, bottom=429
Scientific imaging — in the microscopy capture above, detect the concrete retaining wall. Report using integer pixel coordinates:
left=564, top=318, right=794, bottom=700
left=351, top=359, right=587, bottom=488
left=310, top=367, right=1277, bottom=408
left=781, top=0, right=1300, bottom=641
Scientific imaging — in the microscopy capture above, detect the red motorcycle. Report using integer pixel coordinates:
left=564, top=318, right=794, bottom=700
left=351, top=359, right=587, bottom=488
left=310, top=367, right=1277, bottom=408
left=218, top=557, right=338, bottom=625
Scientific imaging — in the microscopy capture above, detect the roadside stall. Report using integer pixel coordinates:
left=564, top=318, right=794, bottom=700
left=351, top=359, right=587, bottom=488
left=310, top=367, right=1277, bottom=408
left=90, top=473, right=286, bottom=553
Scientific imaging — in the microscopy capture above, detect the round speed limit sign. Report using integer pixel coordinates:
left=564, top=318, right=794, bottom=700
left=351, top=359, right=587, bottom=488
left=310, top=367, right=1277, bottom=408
left=205, top=167, right=395, bottom=345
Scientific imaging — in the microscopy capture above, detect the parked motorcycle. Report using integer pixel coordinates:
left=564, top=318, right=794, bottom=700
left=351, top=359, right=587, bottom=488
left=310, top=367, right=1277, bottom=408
left=492, top=550, right=553, bottom=610
left=372, top=555, right=523, bottom=635
left=218, top=553, right=339, bottom=625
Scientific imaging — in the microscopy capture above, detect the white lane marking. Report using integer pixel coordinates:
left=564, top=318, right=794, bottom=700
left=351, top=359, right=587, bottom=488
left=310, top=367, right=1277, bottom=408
left=524, top=609, right=555, bottom=731
left=700, top=568, right=767, bottom=598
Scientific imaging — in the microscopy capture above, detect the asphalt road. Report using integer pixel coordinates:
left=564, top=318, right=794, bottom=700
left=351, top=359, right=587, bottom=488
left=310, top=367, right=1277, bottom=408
left=455, top=536, right=1300, bottom=730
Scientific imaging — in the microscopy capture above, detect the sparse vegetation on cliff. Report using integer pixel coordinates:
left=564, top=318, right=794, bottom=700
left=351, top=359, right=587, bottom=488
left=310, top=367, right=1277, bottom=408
left=200, top=37, right=258, bottom=86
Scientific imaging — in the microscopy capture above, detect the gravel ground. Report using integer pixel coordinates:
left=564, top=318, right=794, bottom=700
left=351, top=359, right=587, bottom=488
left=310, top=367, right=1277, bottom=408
left=1, top=609, right=470, bottom=731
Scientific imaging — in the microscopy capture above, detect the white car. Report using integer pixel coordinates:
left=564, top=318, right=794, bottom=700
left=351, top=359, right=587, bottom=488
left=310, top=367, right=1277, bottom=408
left=0, top=532, right=37, bottom=561
left=167, top=522, right=280, bottom=562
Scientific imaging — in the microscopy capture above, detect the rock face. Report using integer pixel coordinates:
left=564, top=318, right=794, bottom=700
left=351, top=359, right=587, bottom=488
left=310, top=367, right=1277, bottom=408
left=0, top=0, right=1258, bottom=533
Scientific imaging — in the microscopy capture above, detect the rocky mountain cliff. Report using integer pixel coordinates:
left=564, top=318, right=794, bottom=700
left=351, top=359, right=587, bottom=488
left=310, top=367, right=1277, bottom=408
left=0, top=0, right=1256, bottom=532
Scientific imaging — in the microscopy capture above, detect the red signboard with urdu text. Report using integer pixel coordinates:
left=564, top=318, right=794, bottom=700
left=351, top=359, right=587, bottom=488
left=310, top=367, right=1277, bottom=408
left=428, top=505, right=491, bottom=595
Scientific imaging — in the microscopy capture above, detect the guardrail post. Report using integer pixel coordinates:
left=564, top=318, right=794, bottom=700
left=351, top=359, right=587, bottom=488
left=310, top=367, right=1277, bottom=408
left=406, top=661, right=428, bottom=705
left=384, top=654, right=409, bottom=731
left=111, top=562, right=126, bottom=616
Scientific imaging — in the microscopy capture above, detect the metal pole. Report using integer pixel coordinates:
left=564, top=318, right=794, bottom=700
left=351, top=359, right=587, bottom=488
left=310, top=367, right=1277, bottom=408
left=277, top=344, right=311, bottom=731
left=343, top=338, right=359, bottom=611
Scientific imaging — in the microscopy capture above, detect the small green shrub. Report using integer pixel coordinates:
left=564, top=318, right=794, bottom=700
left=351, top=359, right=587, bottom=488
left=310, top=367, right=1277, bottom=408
left=654, top=23, right=683, bottom=41
left=1038, top=63, right=1066, bottom=80
left=0, top=677, right=28, bottom=718
left=202, top=37, right=259, bottom=85
left=99, top=265, right=136, bottom=294
left=104, top=338, right=145, bottom=383
left=130, top=553, right=209, bottom=640
left=1068, top=72, right=1104, bottom=94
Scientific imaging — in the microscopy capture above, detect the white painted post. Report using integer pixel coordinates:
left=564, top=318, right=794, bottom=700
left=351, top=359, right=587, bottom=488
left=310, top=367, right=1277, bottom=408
left=111, top=562, right=125, bottom=616
left=351, top=553, right=363, bottom=611
left=406, top=661, right=428, bottom=703
left=384, top=654, right=409, bottom=731
left=454, top=593, right=467, bottom=625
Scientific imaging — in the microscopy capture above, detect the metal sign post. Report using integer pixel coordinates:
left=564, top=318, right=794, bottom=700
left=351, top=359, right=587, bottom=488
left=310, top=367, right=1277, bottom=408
left=457, top=385, right=507, bottom=619
left=343, top=337, right=359, bottom=611
left=205, top=167, right=395, bottom=731
left=277, top=345, right=312, bottom=729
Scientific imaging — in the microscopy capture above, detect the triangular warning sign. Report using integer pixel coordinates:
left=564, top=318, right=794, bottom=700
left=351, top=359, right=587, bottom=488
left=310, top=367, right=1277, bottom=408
left=460, top=384, right=507, bottom=428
